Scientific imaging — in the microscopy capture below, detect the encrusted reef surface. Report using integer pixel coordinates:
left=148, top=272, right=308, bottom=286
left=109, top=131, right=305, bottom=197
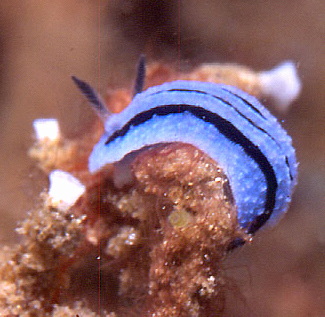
left=0, top=61, right=297, bottom=316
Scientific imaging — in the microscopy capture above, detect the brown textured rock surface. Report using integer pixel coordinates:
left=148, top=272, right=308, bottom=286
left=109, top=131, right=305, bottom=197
left=0, top=139, right=247, bottom=316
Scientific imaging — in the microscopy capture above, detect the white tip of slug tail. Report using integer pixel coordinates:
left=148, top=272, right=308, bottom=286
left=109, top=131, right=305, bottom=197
left=48, top=170, right=86, bottom=211
left=259, top=61, right=302, bottom=113
left=33, top=118, right=60, bottom=141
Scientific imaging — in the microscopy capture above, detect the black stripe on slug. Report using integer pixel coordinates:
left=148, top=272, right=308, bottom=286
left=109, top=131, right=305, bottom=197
left=220, top=88, right=267, bottom=119
left=156, top=88, right=293, bottom=182
left=152, top=88, right=267, bottom=119
left=105, top=104, right=278, bottom=234
left=285, top=156, right=294, bottom=181
left=162, top=88, right=273, bottom=138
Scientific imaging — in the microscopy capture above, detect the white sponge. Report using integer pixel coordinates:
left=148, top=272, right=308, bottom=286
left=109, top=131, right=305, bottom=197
left=48, top=170, right=85, bottom=211
left=33, top=118, right=60, bottom=141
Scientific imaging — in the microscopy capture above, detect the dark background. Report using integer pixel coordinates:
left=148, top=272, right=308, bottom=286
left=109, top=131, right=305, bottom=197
left=0, top=1, right=324, bottom=315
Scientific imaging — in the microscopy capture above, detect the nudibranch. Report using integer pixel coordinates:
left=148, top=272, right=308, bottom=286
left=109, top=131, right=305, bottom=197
left=72, top=57, right=298, bottom=235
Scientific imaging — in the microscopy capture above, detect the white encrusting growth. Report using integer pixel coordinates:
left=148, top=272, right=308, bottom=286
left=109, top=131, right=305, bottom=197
left=33, top=118, right=61, bottom=141
left=48, top=170, right=85, bottom=211
left=259, top=61, right=302, bottom=112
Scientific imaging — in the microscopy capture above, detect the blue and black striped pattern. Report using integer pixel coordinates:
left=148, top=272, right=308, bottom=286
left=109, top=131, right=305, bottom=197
left=89, top=80, right=297, bottom=234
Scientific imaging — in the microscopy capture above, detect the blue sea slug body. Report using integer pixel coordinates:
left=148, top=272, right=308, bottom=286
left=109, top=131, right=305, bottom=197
left=72, top=60, right=298, bottom=235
